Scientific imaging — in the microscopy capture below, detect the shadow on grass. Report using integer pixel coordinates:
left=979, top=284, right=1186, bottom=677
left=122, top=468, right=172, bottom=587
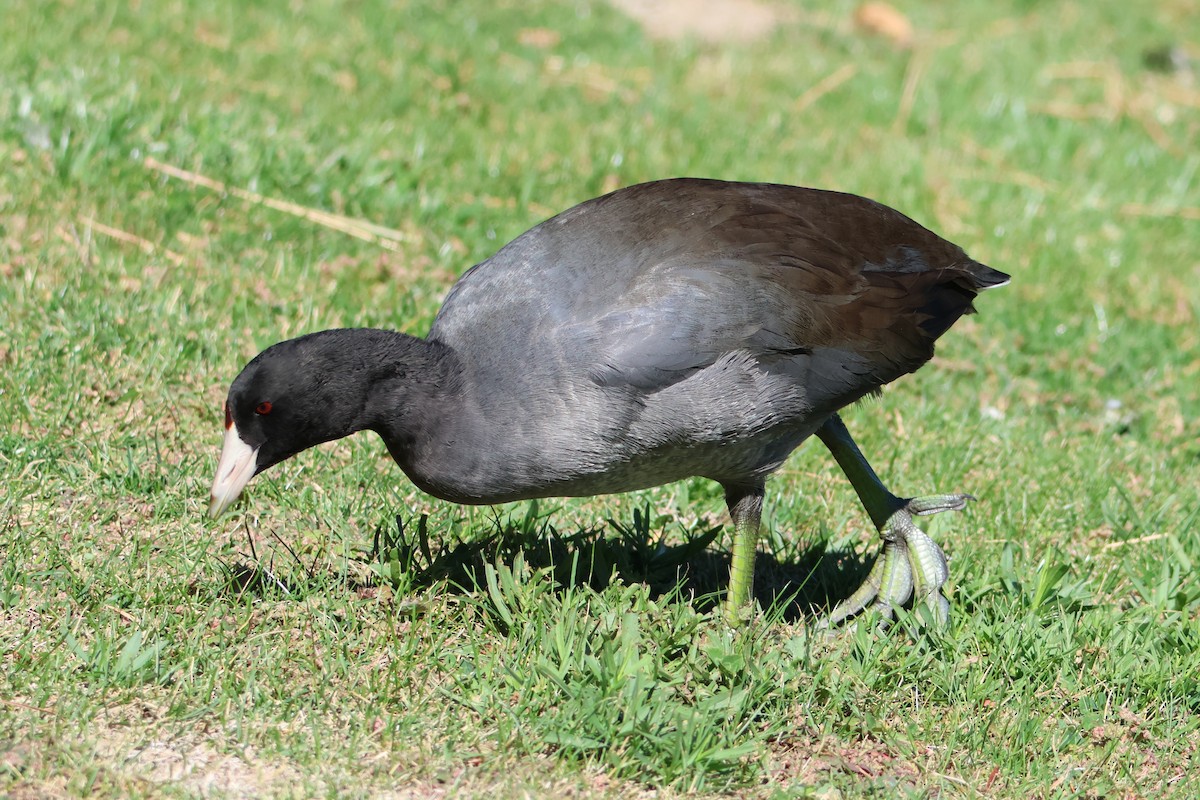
left=218, top=503, right=876, bottom=623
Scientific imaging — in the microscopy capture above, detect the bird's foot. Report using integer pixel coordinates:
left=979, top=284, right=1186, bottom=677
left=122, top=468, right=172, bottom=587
left=820, top=493, right=973, bottom=629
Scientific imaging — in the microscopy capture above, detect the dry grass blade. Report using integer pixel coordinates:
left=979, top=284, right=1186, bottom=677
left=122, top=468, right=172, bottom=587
left=794, top=64, right=858, bottom=114
left=1103, top=533, right=1169, bottom=550
left=1120, top=204, right=1200, bottom=221
left=893, top=46, right=931, bottom=133
left=143, top=157, right=409, bottom=250
left=80, top=216, right=186, bottom=265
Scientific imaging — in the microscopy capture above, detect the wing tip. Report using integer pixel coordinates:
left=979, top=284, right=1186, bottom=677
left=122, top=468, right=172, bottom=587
left=968, top=261, right=1012, bottom=290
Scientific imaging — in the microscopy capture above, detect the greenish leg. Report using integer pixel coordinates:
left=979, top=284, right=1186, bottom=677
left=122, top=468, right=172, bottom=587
left=723, top=483, right=765, bottom=625
left=816, top=413, right=972, bottom=628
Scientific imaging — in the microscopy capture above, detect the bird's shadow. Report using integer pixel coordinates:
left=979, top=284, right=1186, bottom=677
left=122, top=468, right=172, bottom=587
left=365, top=503, right=875, bottom=622
left=219, top=502, right=876, bottom=622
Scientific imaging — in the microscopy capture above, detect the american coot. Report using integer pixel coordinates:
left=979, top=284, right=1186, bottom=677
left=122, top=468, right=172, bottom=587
left=210, top=178, right=1008, bottom=625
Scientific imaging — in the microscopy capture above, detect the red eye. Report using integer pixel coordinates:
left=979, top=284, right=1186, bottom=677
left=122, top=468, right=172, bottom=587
left=256, top=401, right=273, bottom=415
left=224, top=402, right=232, bottom=430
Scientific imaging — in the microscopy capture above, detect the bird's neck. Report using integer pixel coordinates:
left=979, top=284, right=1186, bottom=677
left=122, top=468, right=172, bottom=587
left=285, top=327, right=464, bottom=446
left=354, top=330, right=465, bottom=440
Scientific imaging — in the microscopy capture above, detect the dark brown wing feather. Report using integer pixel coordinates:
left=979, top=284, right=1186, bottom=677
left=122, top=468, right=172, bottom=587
left=696, top=184, right=1008, bottom=383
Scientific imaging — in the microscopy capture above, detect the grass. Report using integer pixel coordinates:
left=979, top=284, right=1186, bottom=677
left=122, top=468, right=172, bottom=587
left=2, top=0, right=1198, bottom=796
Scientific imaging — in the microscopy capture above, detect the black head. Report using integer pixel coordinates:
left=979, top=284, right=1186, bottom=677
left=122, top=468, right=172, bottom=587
left=208, top=330, right=390, bottom=516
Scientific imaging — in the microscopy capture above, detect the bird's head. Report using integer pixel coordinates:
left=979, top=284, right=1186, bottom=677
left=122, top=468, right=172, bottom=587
left=208, top=333, right=374, bottom=517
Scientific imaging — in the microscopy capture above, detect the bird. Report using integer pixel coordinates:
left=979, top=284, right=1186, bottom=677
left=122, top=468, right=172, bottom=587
left=209, top=178, right=1009, bottom=625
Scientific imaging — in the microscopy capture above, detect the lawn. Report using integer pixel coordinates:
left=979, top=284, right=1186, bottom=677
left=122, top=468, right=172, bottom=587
left=2, top=0, right=1198, bottom=797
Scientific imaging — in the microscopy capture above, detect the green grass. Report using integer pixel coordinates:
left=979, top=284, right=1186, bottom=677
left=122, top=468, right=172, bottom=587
left=3, top=0, right=1199, bottom=796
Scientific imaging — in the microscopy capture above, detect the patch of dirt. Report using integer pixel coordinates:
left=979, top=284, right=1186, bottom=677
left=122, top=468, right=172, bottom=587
left=118, top=737, right=313, bottom=795
left=768, top=732, right=925, bottom=791
left=77, top=705, right=320, bottom=798
left=72, top=708, right=668, bottom=799
left=608, top=0, right=788, bottom=43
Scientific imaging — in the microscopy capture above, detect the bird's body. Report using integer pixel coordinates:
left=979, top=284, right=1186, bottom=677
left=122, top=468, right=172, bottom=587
left=211, top=178, right=1008, bottom=623
left=403, top=180, right=1001, bottom=500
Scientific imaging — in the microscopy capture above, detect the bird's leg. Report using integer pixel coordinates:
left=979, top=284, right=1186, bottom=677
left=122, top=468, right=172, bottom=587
left=816, top=414, right=972, bottom=628
left=723, top=481, right=765, bottom=625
